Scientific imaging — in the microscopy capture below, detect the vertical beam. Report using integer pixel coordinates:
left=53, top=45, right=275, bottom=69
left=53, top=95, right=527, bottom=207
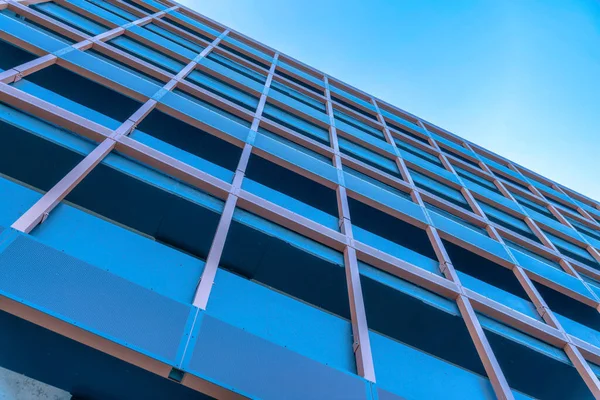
left=325, top=76, right=376, bottom=382
left=193, top=53, right=280, bottom=309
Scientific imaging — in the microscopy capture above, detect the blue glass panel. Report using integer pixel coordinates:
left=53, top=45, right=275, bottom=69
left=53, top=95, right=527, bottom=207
left=256, top=129, right=330, bottom=163
left=338, top=137, right=399, bottom=176
left=32, top=2, right=108, bottom=35
left=62, top=0, right=129, bottom=26
left=278, top=61, right=324, bottom=88
left=187, top=70, right=259, bottom=111
left=262, top=103, right=330, bottom=144
left=143, top=22, right=204, bottom=53
left=127, top=25, right=197, bottom=60
left=0, top=12, right=69, bottom=51
left=199, top=57, right=264, bottom=92
left=268, top=89, right=329, bottom=125
left=83, top=0, right=138, bottom=21
left=109, top=36, right=184, bottom=73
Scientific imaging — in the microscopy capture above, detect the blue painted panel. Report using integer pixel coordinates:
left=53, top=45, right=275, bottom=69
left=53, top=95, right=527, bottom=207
left=0, top=234, right=192, bottom=364
left=0, top=13, right=68, bottom=51
left=0, top=176, right=41, bottom=228
left=200, top=55, right=265, bottom=90
left=380, top=109, right=427, bottom=136
left=186, top=315, right=368, bottom=400
left=335, top=110, right=384, bottom=140
left=343, top=168, right=410, bottom=199
left=558, top=314, right=600, bottom=348
left=208, top=269, right=355, bottom=373
left=525, top=207, right=581, bottom=240
left=0, top=309, right=213, bottom=400
left=270, top=80, right=325, bottom=112
left=32, top=202, right=204, bottom=304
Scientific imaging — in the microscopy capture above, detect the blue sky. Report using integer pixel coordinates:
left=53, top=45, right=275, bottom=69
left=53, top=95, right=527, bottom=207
left=179, top=0, right=600, bottom=201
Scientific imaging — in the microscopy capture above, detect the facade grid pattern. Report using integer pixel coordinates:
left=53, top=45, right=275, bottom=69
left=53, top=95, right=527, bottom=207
left=1, top=0, right=600, bottom=398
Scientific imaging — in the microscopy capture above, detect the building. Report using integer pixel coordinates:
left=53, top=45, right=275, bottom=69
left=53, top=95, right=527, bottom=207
left=0, top=0, right=600, bottom=399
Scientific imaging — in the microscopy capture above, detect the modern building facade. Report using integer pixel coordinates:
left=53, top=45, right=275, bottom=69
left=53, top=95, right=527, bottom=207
left=0, top=1, right=600, bottom=399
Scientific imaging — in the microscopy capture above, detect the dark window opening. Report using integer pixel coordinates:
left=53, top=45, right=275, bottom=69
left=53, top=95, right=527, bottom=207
left=443, top=239, right=530, bottom=301
left=220, top=44, right=269, bottom=70
left=0, top=39, right=37, bottom=71
left=0, top=105, right=86, bottom=192
left=360, top=262, right=486, bottom=377
left=245, top=154, right=338, bottom=217
left=136, top=109, right=242, bottom=172
left=186, top=71, right=258, bottom=111
left=535, top=282, right=600, bottom=333
left=120, top=0, right=153, bottom=15
left=220, top=210, right=351, bottom=320
left=23, top=64, right=141, bottom=122
left=348, top=197, right=437, bottom=260
left=276, top=70, right=323, bottom=95
left=331, top=95, right=376, bottom=120
left=425, top=203, right=487, bottom=235
left=206, top=52, right=266, bottom=84
left=87, top=48, right=165, bottom=85
left=386, top=120, right=429, bottom=145
left=163, top=16, right=212, bottom=42
left=66, top=155, right=222, bottom=261
left=173, top=89, right=251, bottom=127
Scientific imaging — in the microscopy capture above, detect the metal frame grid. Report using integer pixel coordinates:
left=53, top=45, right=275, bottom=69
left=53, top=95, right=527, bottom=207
left=1, top=0, right=600, bottom=398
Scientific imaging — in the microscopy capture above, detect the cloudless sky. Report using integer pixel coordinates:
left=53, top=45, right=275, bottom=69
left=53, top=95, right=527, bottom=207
left=179, top=0, right=600, bottom=201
